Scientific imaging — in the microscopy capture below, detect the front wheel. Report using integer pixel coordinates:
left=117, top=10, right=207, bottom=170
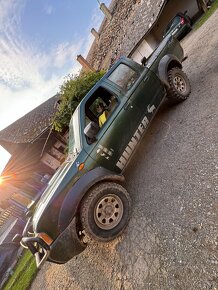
left=80, top=182, right=131, bottom=242
left=167, top=67, right=191, bottom=103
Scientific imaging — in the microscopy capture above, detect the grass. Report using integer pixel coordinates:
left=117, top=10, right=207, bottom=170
left=194, top=0, right=218, bottom=29
left=3, top=250, right=38, bottom=290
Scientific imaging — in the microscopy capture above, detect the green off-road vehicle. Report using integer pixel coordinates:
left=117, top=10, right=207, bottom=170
left=21, top=34, right=191, bottom=267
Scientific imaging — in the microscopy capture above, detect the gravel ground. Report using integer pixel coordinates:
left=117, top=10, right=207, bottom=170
left=30, top=10, right=218, bottom=290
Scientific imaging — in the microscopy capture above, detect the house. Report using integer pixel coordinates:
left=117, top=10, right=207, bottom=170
left=0, top=95, right=68, bottom=228
left=80, top=0, right=209, bottom=71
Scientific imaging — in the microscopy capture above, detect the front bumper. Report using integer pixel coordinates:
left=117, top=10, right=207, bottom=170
left=21, top=217, right=86, bottom=268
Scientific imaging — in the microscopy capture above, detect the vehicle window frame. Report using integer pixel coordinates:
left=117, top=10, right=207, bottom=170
left=107, top=63, right=140, bottom=92
left=67, top=107, right=82, bottom=157
left=82, top=86, right=121, bottom=146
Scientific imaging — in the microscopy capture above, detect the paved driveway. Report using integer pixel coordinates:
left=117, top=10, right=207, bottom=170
left=31, top=10, right=218, bottom=290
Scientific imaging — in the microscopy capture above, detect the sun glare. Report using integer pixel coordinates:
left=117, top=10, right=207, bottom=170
left=0, top=146, right=11, bottom=175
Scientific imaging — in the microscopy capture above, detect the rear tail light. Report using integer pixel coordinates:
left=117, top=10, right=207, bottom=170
left=180, top=17, right=185, bottom=25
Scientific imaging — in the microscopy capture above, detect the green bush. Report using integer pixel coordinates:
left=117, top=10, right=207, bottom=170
left=54, top=70, right=105, bottom=132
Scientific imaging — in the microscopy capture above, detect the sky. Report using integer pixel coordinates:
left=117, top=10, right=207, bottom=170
left=0, top=0, right=111, bottom=174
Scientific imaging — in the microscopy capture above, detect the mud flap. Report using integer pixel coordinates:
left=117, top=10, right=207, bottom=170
left=48, top=217, right=86, bottom=264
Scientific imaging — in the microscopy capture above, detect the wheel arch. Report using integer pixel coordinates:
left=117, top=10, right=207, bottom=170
left=58, top=167, right=125, bottom=232
left=158, top=54, right=183, bottom=89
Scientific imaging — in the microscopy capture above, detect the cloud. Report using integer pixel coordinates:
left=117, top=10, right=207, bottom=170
left=51, top=41, right=83, bottom=68
left=0, top=0, right=25, bottom=27
left=0, top=145, right=11, bottom=174
left=44, top=4, right=54, bottom=15
left=84, top=2, right=107, bottom=57
left=0, top=0, right=42, bottom=90
left=0, top=77, right=58, bottom=129
left=86, top=0, right=112, bottom=53
left=104, top=0, right=112, bottom=6
left=91, top=0, right=112, bottom=29
left=0, top=0, right=112, bottom=131
left=0, top=0, right=85, bottom=130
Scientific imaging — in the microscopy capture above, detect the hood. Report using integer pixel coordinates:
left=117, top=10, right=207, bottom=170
left=32, top=159, right=78, bottom=237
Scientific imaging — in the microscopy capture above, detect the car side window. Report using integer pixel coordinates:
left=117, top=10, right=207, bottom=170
left=84, top=87, right=119, bottom=144
left=108, top=64, right=138, bottom=91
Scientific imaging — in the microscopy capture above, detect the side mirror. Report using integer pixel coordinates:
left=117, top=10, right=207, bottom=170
left=84, top=122, right=99, bottom=144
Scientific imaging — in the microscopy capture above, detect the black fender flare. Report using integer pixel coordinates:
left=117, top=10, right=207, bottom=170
left=158, top=54, right=182, bottom=89
left=58, top=167, right=125, bottom=231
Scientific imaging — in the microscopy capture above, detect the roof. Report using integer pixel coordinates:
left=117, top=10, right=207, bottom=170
left=0, top=95, right=59, bottom=144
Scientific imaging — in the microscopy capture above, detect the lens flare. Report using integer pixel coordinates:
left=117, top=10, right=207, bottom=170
left=0, top=174, right=15, bottom=185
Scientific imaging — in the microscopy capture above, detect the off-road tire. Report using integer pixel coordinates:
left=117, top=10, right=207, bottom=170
left=80, top=182, right=131, bottom=242
left=167, top=67, right=191, bottom=103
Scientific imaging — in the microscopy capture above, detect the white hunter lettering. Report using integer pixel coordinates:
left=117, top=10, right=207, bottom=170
left=116, top=115, right=150, bottom=170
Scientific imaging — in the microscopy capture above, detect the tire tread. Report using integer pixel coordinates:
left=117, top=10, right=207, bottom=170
left=167, top=67, right=191, bottom=103
left=80, top=182, right=131, bottom=242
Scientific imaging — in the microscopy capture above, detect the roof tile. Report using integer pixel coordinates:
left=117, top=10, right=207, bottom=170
left=0, top=95, right=59, bottom=144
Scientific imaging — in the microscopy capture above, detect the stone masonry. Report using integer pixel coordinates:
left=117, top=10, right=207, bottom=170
left=87, top=0, right=166, bottom=71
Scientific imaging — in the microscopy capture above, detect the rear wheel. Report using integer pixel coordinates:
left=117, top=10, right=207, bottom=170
left=167, top=67, right=191, bottom=103
left=80, top=182, right=131, bottom=242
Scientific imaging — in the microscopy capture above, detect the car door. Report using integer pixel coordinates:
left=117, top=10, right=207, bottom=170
left=82, top=82, right=145, bottom=173
left=82, top=62, right=164, bottom=173
left=127, top=67, right=165, bottom=122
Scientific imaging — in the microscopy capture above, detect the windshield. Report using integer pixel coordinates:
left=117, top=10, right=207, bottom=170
left=67, top=107, right=81, bottom=159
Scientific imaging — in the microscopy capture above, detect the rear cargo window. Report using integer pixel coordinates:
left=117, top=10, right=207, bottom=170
left=108, top=64, right=138, bottom=91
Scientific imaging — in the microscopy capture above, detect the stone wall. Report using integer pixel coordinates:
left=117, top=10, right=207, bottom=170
left=87, top=0, right=166, bottom=71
